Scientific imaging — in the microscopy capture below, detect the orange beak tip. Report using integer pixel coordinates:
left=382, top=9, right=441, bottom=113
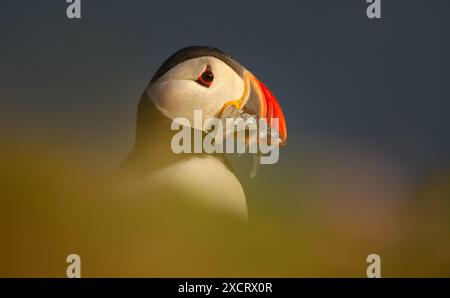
left=256, top=78, right=287, bottom=146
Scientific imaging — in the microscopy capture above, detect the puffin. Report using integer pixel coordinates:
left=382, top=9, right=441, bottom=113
left=121, top=46, right=287, bottom=219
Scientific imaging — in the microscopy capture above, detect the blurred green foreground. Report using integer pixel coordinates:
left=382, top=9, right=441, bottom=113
left=0, top=139, right=449, bottom=277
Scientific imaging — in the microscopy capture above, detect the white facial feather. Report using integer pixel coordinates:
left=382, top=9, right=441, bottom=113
left=147, top=56, right=244, bottom=130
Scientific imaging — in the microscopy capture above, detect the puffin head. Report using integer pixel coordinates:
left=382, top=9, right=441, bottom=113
left=141, top=46, right=287, bottom=145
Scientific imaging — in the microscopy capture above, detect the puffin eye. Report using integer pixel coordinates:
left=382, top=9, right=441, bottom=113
left=196, top=67, right=214, bottom=87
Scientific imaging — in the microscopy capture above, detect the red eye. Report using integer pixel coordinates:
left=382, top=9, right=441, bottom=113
left=196, top=67, right=214, bottom=87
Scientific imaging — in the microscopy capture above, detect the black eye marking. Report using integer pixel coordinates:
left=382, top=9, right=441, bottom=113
left=202, top=70, right=214, bottom=82
left=196, top=65, right=214, bottom=87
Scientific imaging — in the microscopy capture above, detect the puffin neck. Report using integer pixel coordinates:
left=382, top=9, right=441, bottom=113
left=129, top=93, right=230, bottom=173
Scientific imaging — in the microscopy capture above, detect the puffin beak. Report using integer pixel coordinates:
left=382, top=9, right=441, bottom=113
left=222, top=72, right=287, bottom=145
